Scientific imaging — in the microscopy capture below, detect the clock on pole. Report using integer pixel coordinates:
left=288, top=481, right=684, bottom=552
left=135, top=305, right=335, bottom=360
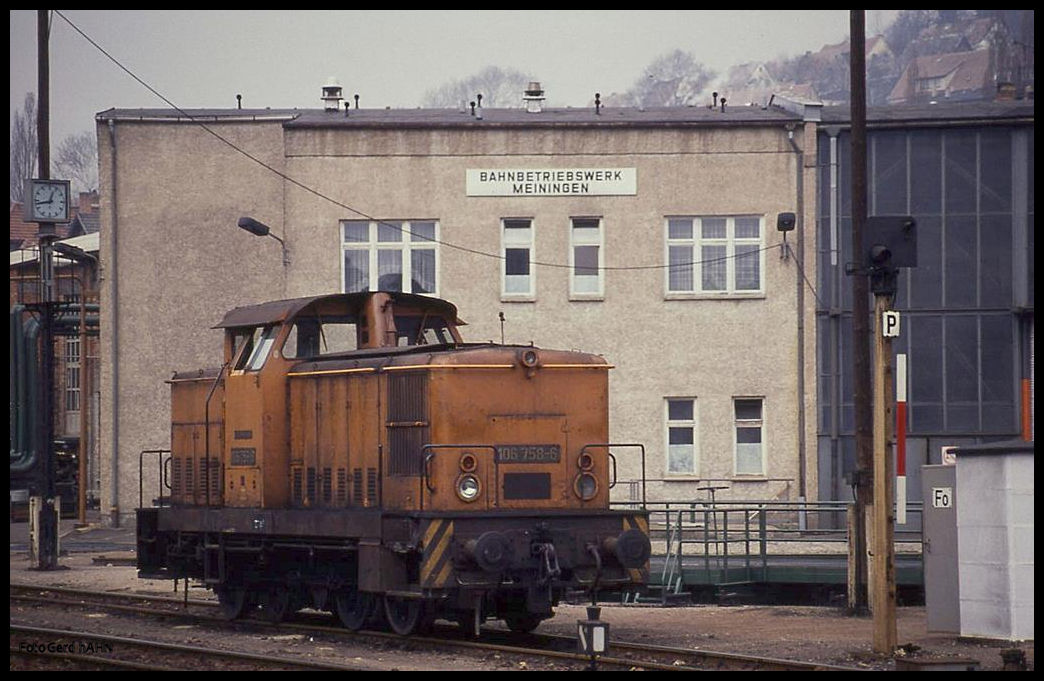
left=24, top=178, right=72, bottom=223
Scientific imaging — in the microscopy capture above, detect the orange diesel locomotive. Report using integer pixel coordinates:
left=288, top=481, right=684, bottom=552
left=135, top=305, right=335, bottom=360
left=137, top=291, right=650, bottom=635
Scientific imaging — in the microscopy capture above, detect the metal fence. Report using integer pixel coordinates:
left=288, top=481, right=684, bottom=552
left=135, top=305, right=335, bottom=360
left=613, top=499, right=923, bottom=596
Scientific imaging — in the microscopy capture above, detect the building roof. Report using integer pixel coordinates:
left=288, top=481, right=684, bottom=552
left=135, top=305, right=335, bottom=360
left=98, top=104, right=806, bottom=131
left=96, top=99, right=1033, bottom=137
left=9, top=231, right=99, bottom=268
left=821, top=99, right=1033, bottom=127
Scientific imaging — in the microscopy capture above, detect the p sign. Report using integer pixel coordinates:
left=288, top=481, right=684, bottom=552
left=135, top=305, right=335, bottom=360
left=932, top=487, right=953, bottom=509
left=882, top=310, right=901, bottom=337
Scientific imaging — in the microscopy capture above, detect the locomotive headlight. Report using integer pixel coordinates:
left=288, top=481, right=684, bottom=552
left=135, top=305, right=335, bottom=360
left=456, top=474, right=481, bottom=502
left=573, top=472, right=598, bottom=500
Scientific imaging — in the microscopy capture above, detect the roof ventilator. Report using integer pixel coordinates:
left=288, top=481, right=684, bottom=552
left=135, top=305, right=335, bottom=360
left=322, top=77, right=343, bottom=112
left=523, top=81, right=545, bottom=113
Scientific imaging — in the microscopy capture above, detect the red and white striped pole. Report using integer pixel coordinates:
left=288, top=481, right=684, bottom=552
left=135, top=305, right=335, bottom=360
left=895, top=353, right=907, bottom=525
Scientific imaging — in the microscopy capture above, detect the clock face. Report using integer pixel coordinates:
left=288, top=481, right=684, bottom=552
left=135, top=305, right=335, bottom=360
left=30, top=181, right=69, bottom=221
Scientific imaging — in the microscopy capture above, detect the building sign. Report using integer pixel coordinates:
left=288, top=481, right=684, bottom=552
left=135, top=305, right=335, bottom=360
left=466, top=168, right=637, bottom=197
left=931, top=487, right=953, bottom=509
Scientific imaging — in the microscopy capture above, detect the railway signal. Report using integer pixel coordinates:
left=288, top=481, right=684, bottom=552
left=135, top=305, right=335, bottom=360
left=863, top=215, right=917, bottom=654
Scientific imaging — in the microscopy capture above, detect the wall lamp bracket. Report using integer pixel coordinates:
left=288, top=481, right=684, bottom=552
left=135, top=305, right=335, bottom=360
left=238, top=216, right=290, bottom=266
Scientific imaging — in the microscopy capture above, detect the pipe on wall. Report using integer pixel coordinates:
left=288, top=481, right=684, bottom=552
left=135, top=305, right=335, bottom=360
left=785, top=125, right=808, bottom=503
left=107, top=118, right=121, bottom=527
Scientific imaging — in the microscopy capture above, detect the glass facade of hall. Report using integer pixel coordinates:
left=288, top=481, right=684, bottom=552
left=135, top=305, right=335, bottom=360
left=815, top=122, right=1034, bottom=504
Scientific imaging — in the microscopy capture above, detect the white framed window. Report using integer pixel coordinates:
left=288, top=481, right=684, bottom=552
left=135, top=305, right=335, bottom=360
left=665, top=216, right=763, bottom=297
left=569, top=217, right=604, bottom=299
left=64, top=337, right=80, bottom=412
left=341, top=219, right=438, bottom=295
left=665, top=397, right=698, bottom=476
left=501, top=218, right=534, bottom=299
left=734, top=397, right=765, bottom=476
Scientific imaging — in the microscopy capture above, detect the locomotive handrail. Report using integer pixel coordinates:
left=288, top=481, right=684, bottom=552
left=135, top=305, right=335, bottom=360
left=138, top=448, right=171, bottom=509
left=420, top=444, right=498, bottom=511
left=579, top=443, right=647, bottom=510
left=202, top=361, right=229, bottom=508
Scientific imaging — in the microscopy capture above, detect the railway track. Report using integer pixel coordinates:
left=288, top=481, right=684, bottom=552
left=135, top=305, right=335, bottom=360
left=10, top=624, right=380, bottom=671
left=10, top=584, right=863, bottom=671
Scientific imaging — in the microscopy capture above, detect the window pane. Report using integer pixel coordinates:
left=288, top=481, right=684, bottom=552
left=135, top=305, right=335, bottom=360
left=734, top=244, right=760, bottom=290
left=505, top=248, right=530, bottom=276
left=344, top=250, right=369, bottom=292
left=377, top=250, right=402, bottom=291
left=701, top=245, right=726, bottom=290
left=574, top=245, right=599, bottom=276
left=343, top=221, right=369, bottom=243
left=411, top=248, right=435, bottom=293
left=668, top=245, right=693, bottom=291
left=668, top=444, right=695, bottom=473
left=735, top=399, right=762, bottom=420
left=945, top=215, right=977, bottom=307
left=504, top=218, right=531, bottom=232
left=668, top=399, right=693, bottom=421
left=410, top=221, right=436, bottom=243
left=736, top=426, right=762, bottom=444
left=378, top=221, right=403, bottom=243
left=702, top=217, right=726, bottom=239
left=669, top=426, right=694, bottom=445
left=735, top=217, right=760, bottom=239
left=668, top=218, right=693, bottom=239
left=736, top=443, right=762, bottom=475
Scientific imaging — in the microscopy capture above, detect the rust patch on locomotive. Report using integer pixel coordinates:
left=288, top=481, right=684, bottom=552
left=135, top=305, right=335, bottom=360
left=137, top=291, right=649, bottom=635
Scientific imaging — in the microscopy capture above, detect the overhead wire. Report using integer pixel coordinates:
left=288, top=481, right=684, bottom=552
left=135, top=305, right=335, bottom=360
left=53, top=10, right=809, bottom=286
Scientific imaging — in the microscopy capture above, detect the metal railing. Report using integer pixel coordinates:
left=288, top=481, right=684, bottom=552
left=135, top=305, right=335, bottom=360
left=613, top=499, right=923, bottom=595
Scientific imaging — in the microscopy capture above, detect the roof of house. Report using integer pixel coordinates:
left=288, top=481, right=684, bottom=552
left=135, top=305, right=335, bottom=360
left=9, top=231, right=99, bottom=268
left=887, top=49, right=993, bottom=104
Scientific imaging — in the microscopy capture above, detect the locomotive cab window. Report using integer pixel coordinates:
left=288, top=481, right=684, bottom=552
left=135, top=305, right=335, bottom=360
left=244, top=325, right=278, bottom=371
left=393, top=313, right=457, bottom=346
left=231, top=326, right=276, bottom=372
left=283, top=316, right=360, bottom=359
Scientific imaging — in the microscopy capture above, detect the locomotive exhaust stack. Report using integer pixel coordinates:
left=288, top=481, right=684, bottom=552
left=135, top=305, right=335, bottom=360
left=137, top=291, right=650, bottom=636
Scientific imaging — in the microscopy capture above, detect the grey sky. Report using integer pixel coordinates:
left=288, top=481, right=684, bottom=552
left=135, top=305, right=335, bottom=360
left=11, top=10, right=896, bottom=146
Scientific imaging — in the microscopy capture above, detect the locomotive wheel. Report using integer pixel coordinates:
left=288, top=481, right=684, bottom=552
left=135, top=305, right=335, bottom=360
left=258, top=587, right=291, bottom=623
left=215, top=587, right=246, bottom=621
left=383, top=595, right=434, bottom=636
left=503, top=612, right=543, bottom=634
left=335, top=590, right=374, bottom=631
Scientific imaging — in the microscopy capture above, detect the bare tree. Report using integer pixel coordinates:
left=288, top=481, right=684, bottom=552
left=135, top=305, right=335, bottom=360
left=10, top=93, right=38, bottom=203
left=422, top=66, right=535, bottom=108
left=609, top=50, right=716, bottom=108
left=53, top=131, right=99, bottom=197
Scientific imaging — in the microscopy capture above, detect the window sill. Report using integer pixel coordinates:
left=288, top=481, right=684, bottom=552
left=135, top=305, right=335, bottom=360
left=569, top=294, right=604, bottom=302
left=664, top=292, right=765, bottom=301
left=500, top=295, right=536, bottom=303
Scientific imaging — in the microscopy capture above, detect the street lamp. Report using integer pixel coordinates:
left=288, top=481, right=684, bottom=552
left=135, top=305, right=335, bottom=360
left=237, top=217, right=290, bottom=266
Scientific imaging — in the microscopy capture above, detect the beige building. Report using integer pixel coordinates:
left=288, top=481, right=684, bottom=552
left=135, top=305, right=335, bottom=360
left=96, top=87, right=819, bottom=525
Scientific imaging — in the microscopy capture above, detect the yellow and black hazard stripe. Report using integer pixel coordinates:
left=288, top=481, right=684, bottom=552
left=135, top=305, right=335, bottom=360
left=420, top=518, right=455, bottom=589
left=624, top=514, right=650, bottom=583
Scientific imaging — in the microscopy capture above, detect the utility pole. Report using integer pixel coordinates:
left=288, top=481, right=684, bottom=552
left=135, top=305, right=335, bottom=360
left=33, top=8, right=60, bottom=570
left=848, top=8, right=872, bottom=615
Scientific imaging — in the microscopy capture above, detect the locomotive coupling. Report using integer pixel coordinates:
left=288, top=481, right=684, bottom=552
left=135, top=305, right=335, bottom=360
left=601, top=528, right=652, bottom=568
